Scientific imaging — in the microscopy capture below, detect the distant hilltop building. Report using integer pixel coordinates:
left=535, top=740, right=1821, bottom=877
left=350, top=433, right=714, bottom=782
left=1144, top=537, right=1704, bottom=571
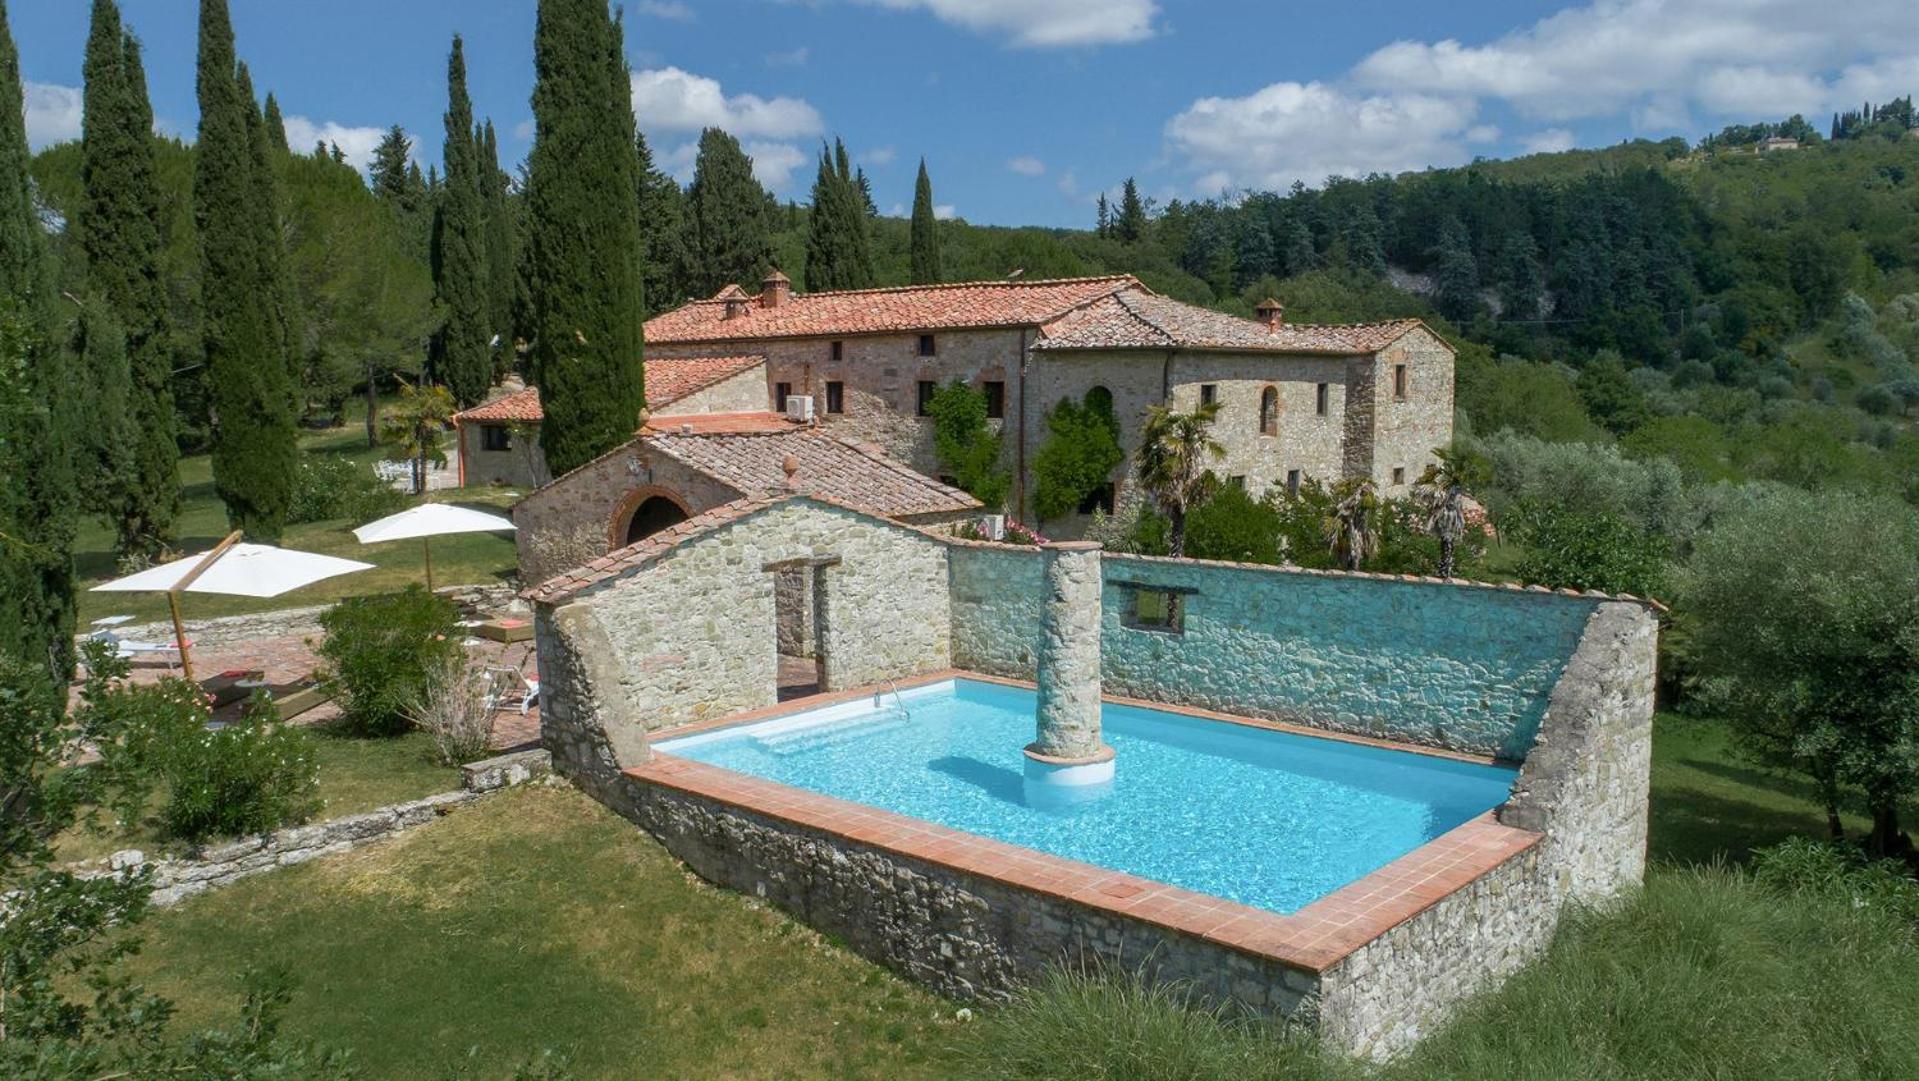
left=1756, top=136, right=1802, bottom=152
left=459, top=273, right=1454, bottom=579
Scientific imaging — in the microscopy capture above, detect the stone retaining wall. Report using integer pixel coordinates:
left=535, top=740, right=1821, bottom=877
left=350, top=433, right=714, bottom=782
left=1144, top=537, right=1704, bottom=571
left=83, top=749, right=551, bottom=907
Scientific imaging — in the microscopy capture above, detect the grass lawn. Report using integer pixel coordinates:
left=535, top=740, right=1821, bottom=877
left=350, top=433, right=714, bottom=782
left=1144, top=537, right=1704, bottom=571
left=76, top=413, right=521, bottom=626
left=55, top=726, right=462, bottom=864
left=116, top=713, right=1914, bottom=1079
left=128, top=785, right=953, bottom=1080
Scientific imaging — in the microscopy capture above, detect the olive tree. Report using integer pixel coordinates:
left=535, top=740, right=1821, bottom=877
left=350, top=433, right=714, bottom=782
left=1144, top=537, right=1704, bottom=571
left=1678, top=489, right=1919, bottom=856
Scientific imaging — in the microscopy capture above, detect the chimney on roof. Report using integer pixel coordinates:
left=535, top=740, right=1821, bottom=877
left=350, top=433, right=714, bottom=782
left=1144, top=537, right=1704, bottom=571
left=1255, top=297, right=1285, bottom=330
left=760, top=269, right=792, bottom=308
left=781, top=454, right=800, bottom=490
left=716, top=283, right=751, bottom=320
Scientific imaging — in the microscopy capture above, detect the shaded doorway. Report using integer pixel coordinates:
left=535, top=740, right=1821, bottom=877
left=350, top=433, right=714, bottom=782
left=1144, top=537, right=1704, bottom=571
left=625, top=496, right=689, bottom=545
left=768, top=557, right=836, bottom=701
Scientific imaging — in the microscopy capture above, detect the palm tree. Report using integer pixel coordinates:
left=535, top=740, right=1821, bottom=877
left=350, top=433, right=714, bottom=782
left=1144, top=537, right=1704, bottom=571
left=380, top=381, right=456, bottom=495
left=1416, top=447, right=1484, bottom=577
left=1323, top=479, right=1380, bottom=571
left=1135, top=401, right=1224, bottom=557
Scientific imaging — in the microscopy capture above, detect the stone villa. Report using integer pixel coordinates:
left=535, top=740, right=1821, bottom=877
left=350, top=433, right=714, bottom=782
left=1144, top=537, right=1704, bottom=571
left=457, top=273, right=1455, bottom=578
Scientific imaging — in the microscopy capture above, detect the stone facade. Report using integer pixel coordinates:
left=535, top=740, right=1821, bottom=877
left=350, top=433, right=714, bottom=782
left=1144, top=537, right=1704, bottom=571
left=532, top=499, right=1658, bottom=1060
left=534, top=500, right=952, bottom=738
left=514, top=442, right=744, bottom=587
left=461, top=422, right=548, bottom=490
left=1030, top=543, right=1105, bottom=760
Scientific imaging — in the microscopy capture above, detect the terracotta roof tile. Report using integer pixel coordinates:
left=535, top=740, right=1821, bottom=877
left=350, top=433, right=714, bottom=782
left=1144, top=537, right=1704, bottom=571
left=1036, top=290, right=1431, bottom=355
left=643, top=275, right=1137, bottom=344
left=452, top=355, right=765, bottom=424
left=647, top=427, right=980, bottom=517
left=641, top=411, right=797, bottom=435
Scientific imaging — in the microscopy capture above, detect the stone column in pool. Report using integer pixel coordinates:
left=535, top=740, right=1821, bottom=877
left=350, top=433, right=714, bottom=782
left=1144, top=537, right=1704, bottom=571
left=1024, top=541, right=1114, bottom=805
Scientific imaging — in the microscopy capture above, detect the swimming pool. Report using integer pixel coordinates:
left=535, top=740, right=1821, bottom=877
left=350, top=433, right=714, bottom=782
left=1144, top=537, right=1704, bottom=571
left=657, top=678, right=1518, bottom=915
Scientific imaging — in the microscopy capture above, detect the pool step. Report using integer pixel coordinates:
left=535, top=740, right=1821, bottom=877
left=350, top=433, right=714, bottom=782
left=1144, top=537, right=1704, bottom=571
left=750, top=710, right=912, bottom=756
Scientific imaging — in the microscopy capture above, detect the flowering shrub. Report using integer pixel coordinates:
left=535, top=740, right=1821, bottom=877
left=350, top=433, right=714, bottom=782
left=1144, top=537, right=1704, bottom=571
left=953, top=518, right=1049, bottom=545
left=159, top=695, right=320, bottom=841
left=318, top=586, right=463, bottom=737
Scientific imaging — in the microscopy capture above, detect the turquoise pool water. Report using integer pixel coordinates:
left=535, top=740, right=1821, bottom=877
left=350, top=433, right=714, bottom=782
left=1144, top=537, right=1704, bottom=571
left=656, top=679, right=1517, bottom=914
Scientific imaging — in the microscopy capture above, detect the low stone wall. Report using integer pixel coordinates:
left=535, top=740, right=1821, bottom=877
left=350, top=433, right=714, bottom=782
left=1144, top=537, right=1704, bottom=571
left=85, top=748, right=552, bottom=907
left=612, top=775, right=1319, bottom=1013
left=94, top=583, right=523, bottom=654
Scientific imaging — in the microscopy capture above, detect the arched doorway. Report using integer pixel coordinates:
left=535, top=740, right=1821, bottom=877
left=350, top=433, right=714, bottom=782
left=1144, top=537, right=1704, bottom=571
left=624, top=496, right=689, bottom=545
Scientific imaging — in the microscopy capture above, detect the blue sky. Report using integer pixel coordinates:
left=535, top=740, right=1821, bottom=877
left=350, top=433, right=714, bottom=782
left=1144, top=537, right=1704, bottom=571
left=14, top=1, right=1919, bottom=227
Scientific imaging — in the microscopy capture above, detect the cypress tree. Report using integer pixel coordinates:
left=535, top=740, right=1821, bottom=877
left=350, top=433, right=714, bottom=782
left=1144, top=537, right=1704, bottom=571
left=262, top=89, right=287, bottom=151
left=804, top=137, right=872, bottom=292
left=1116, top=177, right=1147, bottom=243
left=76, top=0, right=138, bottom=526
left=480, top=120, right=516, bottom=352
left=0, top=0, right=78, bottom=678
left=684, top=127, right=772, bottom=298
left=433, top=35, right=491, bottom=406
left=196, top=0, right=297, bottom=541
left=523, top=0, right=645, bottom=477
left=909, top=158, right=942, bottom=284
left=370, top=125, right=413, bottom=202
left=636, top=128, right=688, bottom=315
left=238, top=63, right=300, bottom=396
left=1095, top=193, right=1110, bottom=237
left=81, top=0, right=178, bottom=556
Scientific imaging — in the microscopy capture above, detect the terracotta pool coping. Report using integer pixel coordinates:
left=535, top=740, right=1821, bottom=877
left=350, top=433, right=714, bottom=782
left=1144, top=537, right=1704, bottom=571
left=649, top=668, right=1506, bottom=768
left=627, top=670, right=1541, bottom=974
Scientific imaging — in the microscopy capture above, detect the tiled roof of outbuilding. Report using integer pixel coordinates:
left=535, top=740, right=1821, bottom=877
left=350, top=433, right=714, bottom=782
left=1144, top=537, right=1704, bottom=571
left=647, top=427, right=980, bottom=517
left=643, top=275, right=1137, bottom=343
left=452, top=355, right=766, bottom=424
left=1034, top=290, right=1431, bottom=356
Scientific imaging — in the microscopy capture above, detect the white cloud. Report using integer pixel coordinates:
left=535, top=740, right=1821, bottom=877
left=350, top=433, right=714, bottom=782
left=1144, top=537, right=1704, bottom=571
left=1007, top=155, right=1046, bottom=176
left=1056, top=169, right=1079, bottom=196
left=766, top=46, right=810, bottom=67
left=1352, top=0, right=1919, bottom=126
left=23, top=82, right=82, bottom=149
left=282, top=116, right=392, bottom=172
left=1520, top=128, right=1576, bottom=155
left=1166, top=82, right=1480, bottom=192
left=743, top=140, right=808, bottom=190
left=630, top=67, right=823, bottom=139
left=512, top=118, right=535, bottom=141
left=854, top=0, right=1159, bottom=48
left=635, top=0, right=695, bottom=21
left=1464, top=124, right=1500, bottom=144
left=934, top=204, right=956, bottom=220
left=862, top=146, right=897, bottom=166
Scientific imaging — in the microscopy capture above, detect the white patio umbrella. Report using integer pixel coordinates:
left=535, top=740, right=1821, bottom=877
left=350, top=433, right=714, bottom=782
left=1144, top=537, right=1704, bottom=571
left=91, top=531, right=375, bottom=682
left=351, top=502, right=515, bottom=591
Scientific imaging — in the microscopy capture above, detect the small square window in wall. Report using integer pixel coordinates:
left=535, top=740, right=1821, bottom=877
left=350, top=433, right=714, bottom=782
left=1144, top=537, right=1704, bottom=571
left=1392, top=466, right=1407, bottom=485
left=1286, top=469, right=1302, bottom=495
left=983, top=380, right=1006, bottom=419
left=1393, top=364, right=1408, bottom=400
left=916, top=380, right=937, bottom=416
left=830, top=340, right=844, bottom=361
left=1200, top=383, right=1218, bottom=407
left=1127, top=589, right=1184, bottom=634
left=825, top=381, right=845, bottom=414
left=774, top=381, right=793, bottom=411
left=918, top=334, right=937, bottom=357
left=1228, top=474, right=1246, bottom=489
left=1316, top=382, right=1330, bottom=415
left=480, top=424, right=511, bottom=452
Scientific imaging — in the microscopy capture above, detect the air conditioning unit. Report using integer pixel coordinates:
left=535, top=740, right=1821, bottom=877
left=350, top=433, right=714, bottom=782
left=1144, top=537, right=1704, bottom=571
left=981, top=514, right=1006, bottom=541
left=785, top=395, right=816, bottom=423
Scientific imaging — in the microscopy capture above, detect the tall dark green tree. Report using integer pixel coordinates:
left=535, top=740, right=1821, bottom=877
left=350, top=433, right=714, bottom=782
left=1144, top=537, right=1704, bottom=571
left=804, top=137, right=873, bottom=292
left=196, top=0, right=297, bottom=540
left=369, top=125, right=414, bottom=204
left=262, top=89, right=287, bottom=151
left=480, top=119, right=517, bottom=351
left=1116, top=177, right=1147, bottom=243
left=1431, top=215, right=1480, bottom=321
left=432, top=35, right=491, bottom=406
left=79, top=0, right=175, bottom=559
left=523, top=0, right=645, bottom=476
left=909, top=158, right=942, bottom=284
left=0, top=0, right=77, bottom=678
left=238, top=63, right=300, bottom=394
left=684, top=127, right=772, bottom=298
left=635, top=128, right=688, bottom=316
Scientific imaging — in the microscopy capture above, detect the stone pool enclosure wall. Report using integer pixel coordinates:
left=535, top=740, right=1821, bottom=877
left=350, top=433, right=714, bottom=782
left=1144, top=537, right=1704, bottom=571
left=528, top=494, right=1659, bottom=1060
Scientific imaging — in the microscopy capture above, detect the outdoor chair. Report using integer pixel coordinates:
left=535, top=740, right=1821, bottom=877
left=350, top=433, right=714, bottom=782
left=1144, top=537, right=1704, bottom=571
left=481, top=665, right=540, bottom=716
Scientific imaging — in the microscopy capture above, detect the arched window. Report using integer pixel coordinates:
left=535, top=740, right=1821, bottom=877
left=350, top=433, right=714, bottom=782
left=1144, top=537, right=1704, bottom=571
left=1259, top=386, right=1279, bottom=435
